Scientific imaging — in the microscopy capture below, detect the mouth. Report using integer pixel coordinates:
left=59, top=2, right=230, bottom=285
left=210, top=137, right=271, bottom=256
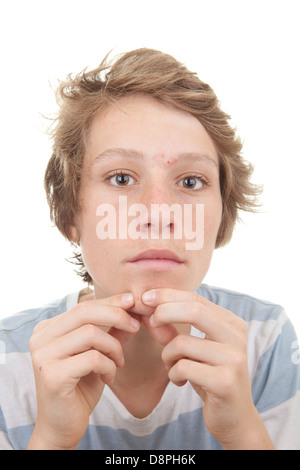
left=127, top=249, right=185, bottom=271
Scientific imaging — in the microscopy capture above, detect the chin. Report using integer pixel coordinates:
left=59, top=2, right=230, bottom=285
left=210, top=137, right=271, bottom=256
left=124, top=279, right=174, bottom=317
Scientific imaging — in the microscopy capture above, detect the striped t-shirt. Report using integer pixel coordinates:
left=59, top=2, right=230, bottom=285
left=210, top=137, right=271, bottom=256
left=0, top=284, right=299, bottom=450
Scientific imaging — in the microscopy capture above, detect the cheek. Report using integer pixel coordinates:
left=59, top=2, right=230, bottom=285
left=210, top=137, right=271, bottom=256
left=80, top=235, right=120, bottom=285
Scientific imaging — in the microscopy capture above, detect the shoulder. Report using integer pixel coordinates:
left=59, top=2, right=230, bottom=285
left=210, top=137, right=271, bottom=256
left=195, top=284, right=296, bottom=367
left=195, top=284, right=285, bottom=323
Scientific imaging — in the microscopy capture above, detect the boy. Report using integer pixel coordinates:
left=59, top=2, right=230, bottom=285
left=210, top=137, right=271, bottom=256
left=0, top=48, right=299, bottom=450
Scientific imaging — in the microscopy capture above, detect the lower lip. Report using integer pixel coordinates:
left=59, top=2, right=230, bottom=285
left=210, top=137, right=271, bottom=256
left=128, top=259, right=184, bottom=271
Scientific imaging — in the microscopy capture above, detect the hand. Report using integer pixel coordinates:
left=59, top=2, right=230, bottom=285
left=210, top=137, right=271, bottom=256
left=27, top=293, right=139, bottom=450
left=141, top=288, right=274, bottom=449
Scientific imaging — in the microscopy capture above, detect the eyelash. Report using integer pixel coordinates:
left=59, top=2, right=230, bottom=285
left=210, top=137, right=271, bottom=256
left=104, top=170, right=209, bottom=191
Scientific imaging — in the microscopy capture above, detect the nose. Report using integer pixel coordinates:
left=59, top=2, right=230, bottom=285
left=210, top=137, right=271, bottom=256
left=135, top=182, right=180, bottom=239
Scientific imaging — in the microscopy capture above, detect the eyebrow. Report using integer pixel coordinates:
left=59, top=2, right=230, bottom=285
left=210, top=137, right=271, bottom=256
left=90, top=147, right=218, bottom=168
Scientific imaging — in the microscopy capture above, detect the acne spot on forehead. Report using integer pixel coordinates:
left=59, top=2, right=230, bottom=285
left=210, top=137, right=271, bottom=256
left=166, top=157, right=177, bottom=166
left=152, top=153, right=177, bottom=168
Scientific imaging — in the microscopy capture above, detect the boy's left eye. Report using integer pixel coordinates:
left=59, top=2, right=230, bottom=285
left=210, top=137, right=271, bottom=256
left=178, top=176, right=205, bottom=190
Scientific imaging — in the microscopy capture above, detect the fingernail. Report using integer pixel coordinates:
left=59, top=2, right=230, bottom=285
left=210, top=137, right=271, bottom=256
left=122, top=293, right=134, bottom=306
left=142, top=290, right=156, bottom=303
left=130, top=316, right=140, bottom=329
left=149, top=314, right=155, bottom=326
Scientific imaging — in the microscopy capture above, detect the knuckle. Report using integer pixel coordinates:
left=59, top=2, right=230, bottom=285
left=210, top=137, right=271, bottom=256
left=174, top=334, right=189, bottom=352
left=30, top=351, right=43, bottom=372
left=234, top=318, right=248, bottom=349
left=239, top=319, right=248, bottom=342
left=113, top=338, right=123, bottom=357
left=174, top=358, right=188, bottom=376
left=83, top=323, right=99, bottom=342
left=106, top=336, right=122, bottom=360
left=32, top=318, right=49, bottom=335
left=114, top=307, right=126, bottom=324
left=88, top=348, right=102, bottom=366
left=229, top=350, right=245, bottom=370
left=234, top=315, right=247, bottom=332
left=219, top=369, right=234, bottom=396
left=89, top=349, right=116, bottom=375
left=109, top=360, right=117, bottom=376
left=239, top=317, right=247, bottom=332
left=29, top=334, right=36, bottom=352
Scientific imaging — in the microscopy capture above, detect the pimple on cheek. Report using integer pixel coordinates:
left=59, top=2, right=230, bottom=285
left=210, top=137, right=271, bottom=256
left=152, top=154, right=177, bottom=168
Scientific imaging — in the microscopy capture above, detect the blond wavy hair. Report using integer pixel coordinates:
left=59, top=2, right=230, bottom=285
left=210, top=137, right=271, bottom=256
left=45, top=48, right=261, bottom=283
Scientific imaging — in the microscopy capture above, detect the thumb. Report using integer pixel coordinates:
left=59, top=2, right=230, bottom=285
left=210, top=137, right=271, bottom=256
left=142, top=316, right=178, bottom=346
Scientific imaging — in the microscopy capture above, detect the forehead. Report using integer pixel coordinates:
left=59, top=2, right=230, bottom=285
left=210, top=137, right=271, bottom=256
left=86, top=94, right=219, bottom=168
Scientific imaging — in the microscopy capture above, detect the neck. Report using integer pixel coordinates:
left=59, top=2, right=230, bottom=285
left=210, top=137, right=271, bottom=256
left=109, top=324, right=170, bottom=418
left=115, top=322, right=168, bottom=387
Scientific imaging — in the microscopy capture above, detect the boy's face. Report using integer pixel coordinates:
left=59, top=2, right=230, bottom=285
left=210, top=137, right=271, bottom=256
left=72, top=95, right=222, bottom=316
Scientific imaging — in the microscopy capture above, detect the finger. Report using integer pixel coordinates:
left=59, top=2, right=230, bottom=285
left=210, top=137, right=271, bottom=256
left=32, top=318, right=53, bottom=333
left=168, top=358, right=216, bottom=391
left=35, top=324, right=125, bottom=368
left=69, top=350, right=117, bottom=386
left=142, top=316, right=178, bottom=346
left=169, top=358, right=239, bottom=401
left=162, top=335, right=232, bottom=369
left=109, top=318, right=141, bottom=344
left=32, top=293, right=138, bottom=344
left=147, top=295, right=245, bottom=345
left=44, top=350, right=118, bottom=390
left=142, top=288, right=204, bottom=307
left=149, top=300, right=222, bottom=341
left=142, top=288, right=218, bottom=336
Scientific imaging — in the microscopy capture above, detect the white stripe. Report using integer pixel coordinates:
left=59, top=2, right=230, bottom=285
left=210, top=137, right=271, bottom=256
left=0, top=352, right=36, bottom=429
left=2, top=351, right=204, bottom=436
left=89, top=327, right=206, bottom=435
left=90, top=381, right=203, bottom=436
left=260, top=388, right=300, bottom=450
left=65, top=291, right=80, bottom=311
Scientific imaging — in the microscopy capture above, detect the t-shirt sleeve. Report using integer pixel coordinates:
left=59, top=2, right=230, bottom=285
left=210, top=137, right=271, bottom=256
left=251, top=314, right=300, bottom=450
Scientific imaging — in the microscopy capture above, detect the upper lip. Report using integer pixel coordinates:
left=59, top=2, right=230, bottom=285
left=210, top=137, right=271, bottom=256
left=129, top=249, right=183, bottom=263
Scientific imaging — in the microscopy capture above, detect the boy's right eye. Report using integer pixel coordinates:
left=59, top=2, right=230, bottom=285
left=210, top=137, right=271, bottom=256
left=105, top=171, right=135, bottom=186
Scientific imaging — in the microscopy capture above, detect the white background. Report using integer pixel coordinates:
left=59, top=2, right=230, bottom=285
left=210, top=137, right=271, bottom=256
left=0, top=0, right=299, bottom=338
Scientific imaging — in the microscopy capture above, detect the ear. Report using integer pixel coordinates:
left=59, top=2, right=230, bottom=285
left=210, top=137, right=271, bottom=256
left=68, top=223, right=80, bottom=244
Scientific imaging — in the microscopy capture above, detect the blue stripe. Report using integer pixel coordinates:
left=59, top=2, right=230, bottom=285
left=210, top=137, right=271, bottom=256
left=0, top=296, right=69, bottom=353
left=77, top=409, right=222, bottom=450
left=196, top=284, right=284, bottom=323
left=0, top=286, right=287, bottom=355
left=0, top=406, right=8, bottom=434
left=6, top=423, right=34, bottom=450
left=5, top=409, right=222, bottom=450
